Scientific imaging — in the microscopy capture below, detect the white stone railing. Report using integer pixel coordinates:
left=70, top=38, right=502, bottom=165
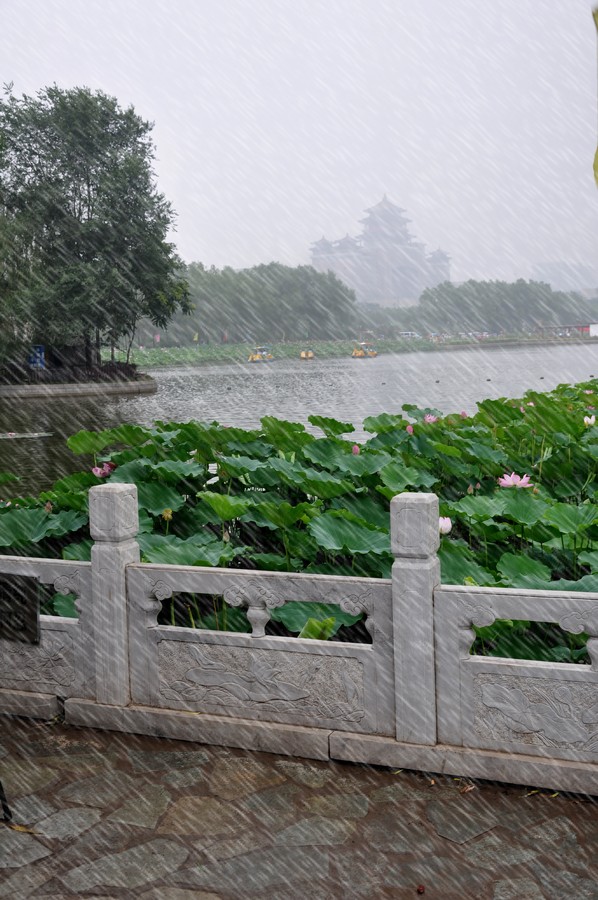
left=0, top=483, right=596, bottom=795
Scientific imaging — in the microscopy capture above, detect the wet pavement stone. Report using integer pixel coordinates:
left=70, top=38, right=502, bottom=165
left=426, top=797, right=499, bottom=843
left=273, top=815, right=356, bottom=846
left=0, top=716, right=597, bottom=898
left=301, top=791, right=369, bottom=818
left=0, top=825, right=52, bottom=867
left=108, top=784, right=171, bottom=829
left=61, top=837, right=189, bottom=891
left=35, top=806, right=102, bottom=839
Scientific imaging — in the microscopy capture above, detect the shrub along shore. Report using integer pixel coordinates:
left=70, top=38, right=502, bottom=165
left=107, top=335, right=598, bottom=368
left=1, top=379, right=598, bottom=661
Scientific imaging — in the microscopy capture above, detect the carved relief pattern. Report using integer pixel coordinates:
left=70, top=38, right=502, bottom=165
left=340, top=592, right=374, bottom=639
left=0, top=634, right=76, bottom=687
left=223, top=585, right=285, bottom=636
left=149, top=579, right=173, bottom=602
left=559, top=606, right=598, bottom=635
left=461, top=599, right=496, bottom=628
left=473, top=674, right=598, bottom=752
left=53, top=570, right=80, bottom=598
left=158, top=642, right=365, bottom=724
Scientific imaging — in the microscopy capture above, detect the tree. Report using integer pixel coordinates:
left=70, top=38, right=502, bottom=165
left=175, top=261, right=357, bottom=343
left=0, top=84, right=190, bottom=365
left=413, top=280, right=598, bottom=334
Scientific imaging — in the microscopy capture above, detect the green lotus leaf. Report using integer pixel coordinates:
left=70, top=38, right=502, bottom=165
left=260, top=416, right=314, bottom=450
left=138, top=533, right=235, bottom=566
left=451, top=495, right=505, bottom=520
left=51, top=593, right=78, bottom=618
left=430, top=441, right=462, bottom=459
left=497, top=553, right=551, bottom=586
left=108, top=460, right=152, bottom=483
left=62, top=540, right=93, bottom=561
left=51, top=472, right=99, bottom=492
left=475, top=399, right=524, bottom=427
left=501, top=491, right=548, bottom=526
left=330, top=494, right=390, bottom=529
left=379, top=462, right=438, bottom=494
left=0, top=509, right=87, bottom=547
left=269, top=458, right=354, bottom=499
left=136, top=483, right=186, bottom=516
left=363, top=412, right=406, bottom=432
left=308, top=415, right=355, bottom=436
left=308, top=512, right=389, bottom=554
left=196, top=490, right=252, bottom=521
left=216, top=455, right=266, bottom=477
left=66, top=430, right=112, bottom=455
left=298, top=617, right=336, bottom=640
left=101, top=424, right=153, bottom=447
left=437, top=540, right=495, bottom=586
left=270, top=601, right=361, bottom=634
left=246, top=552, right=298, bottom=571
left=578, top=550, right=598, bottom=571
left=149, top=460, right=206, bottom=481
left=334, top=451, right=392, bottom=477
left=454, top=438, right=507, bottom=464
left=248, top=501, right=313, bottom=528
left=543, top=502, right=597, bottom=534
left=0, top=472, right=19, bottom=484
left=302, top=439, right=351, bottom=470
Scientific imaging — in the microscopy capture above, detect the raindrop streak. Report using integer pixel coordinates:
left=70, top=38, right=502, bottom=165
left=1, top=342, right=597, bottom=494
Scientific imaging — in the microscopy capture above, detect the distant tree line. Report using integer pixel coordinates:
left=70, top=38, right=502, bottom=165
left=355, top=279, right=598, bottom=336
left=159, top=261, right=358, bottom=345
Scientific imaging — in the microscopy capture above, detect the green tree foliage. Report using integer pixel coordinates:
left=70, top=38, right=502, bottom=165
left=416, top=279, right=597, bottom=334
left=356, top=280, right=598, bottom=336
left=168, top=261, right=357, bottom=343
left=0, top=84, right=190, bottom=361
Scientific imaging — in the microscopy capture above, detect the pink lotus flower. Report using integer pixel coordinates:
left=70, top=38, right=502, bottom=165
left=498, top=472, right=533, bottom=489
left=584, top=415, right=596, bottom=427
left=584, top=390, right=593, bottom=394
left=438, top=516, right=452, bottom=535
left=423, top=414, right=438, bottom=424
left=406, top=424, right=414, bottom=435
left=460, top=410, right=468, bottom=418
left=92, top=461, right=117, bottom=478
left=526, top=401, right=535, bottom=407
left=351, top=444, right=360, bottom=455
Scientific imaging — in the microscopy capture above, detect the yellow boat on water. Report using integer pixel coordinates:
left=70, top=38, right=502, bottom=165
left=248, top=346, right=274, bottom=362
left=352, top=342, right=378, bottom=358
left=300, top=349, right=315, bottom=360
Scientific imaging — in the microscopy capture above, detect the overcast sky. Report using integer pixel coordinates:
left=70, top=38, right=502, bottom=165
left=1, top=0, right=597, bottom=282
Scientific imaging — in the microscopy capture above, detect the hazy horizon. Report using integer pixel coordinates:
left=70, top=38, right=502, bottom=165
left=1, top=0, right=597, bottom=285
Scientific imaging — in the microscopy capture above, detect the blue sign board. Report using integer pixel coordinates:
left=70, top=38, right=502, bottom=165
left=28, top=345, right=45, bottom=369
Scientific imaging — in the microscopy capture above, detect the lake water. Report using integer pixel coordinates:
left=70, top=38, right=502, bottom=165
left=1, top=342, right=597, bottom=495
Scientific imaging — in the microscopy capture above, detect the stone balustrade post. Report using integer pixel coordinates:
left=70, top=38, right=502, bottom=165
left=89, top=483, right=140, bottom=707
left=391, top=492, right=440, bottom=745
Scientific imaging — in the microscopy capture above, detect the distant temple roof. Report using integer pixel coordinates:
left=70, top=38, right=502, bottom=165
left=310, top=236, right=334, bottom=252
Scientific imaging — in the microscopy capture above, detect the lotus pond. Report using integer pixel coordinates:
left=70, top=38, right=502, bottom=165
left=2, top=378, right=598, bottom=662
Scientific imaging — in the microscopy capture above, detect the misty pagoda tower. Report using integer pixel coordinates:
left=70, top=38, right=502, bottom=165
left=310, top=196, right=450, bottom=307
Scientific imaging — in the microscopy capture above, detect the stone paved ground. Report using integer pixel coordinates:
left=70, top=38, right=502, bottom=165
left=0, top=717, right=597, bottom=899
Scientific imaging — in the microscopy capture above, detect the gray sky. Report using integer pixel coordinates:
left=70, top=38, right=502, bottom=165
left=1, top=0, right=597, bottom=282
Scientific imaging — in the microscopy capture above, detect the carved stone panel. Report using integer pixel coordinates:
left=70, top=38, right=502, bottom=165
left=0, top=632, right=76, bottom=692
left=157, top=641, right=366, bottom=729
left=472, top=673, right=598, bottom=760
